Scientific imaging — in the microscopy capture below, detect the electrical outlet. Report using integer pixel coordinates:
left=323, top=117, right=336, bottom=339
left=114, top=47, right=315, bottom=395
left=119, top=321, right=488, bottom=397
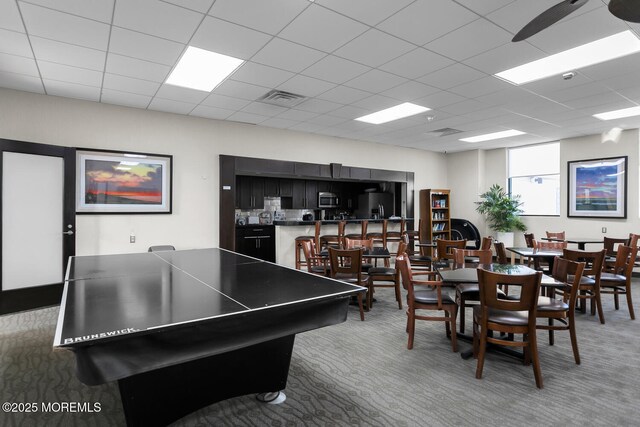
left=601, top=227, right=607, bottom=233
left=130, top=234, right=135, bottom=243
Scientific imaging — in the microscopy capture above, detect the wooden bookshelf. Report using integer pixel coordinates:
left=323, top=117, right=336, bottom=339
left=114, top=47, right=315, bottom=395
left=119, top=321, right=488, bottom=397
left=419, top=189, right=451, bottom=244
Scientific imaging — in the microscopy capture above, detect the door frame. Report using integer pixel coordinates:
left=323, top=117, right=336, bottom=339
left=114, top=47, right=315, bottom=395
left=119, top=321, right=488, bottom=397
left=0, top=138, right=75, bottom=314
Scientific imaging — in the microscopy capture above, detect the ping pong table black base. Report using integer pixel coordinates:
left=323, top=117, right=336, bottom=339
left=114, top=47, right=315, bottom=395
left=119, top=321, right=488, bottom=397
left=118, top=334, right=295, bottom=427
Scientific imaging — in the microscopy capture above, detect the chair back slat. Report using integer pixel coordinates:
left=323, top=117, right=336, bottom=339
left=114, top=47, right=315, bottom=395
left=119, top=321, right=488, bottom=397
left=546, top=231, right=566, bottom=240
left=452, top=248, right=492, bottom=265
left=551, top=257, right=585, bottom=313
left=494, top=241, right=508, bottom=264
left=524, top=233, right=535, bottom=248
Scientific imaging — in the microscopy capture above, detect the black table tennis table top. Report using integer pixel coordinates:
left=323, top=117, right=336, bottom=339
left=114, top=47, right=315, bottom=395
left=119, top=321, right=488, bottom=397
left=54, top=248, right=362, bottom=348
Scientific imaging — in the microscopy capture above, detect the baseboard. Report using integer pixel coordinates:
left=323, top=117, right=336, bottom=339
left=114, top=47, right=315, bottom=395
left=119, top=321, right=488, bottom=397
left=0, top=283, right=63, bottom=315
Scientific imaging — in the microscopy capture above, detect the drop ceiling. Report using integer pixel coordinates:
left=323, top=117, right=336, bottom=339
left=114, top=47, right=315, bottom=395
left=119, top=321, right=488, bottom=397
left=1, top=0, right=640, bottom=153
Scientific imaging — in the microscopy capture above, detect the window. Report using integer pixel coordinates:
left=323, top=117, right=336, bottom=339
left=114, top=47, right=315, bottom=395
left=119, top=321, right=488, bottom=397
left=508, top=143, right=560, bottom=215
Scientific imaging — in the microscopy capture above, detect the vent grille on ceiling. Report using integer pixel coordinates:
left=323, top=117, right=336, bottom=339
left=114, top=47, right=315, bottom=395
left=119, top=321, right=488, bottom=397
left=428, top=127, right=464, bottom=137
left=258, top=90, right=306, bottom=107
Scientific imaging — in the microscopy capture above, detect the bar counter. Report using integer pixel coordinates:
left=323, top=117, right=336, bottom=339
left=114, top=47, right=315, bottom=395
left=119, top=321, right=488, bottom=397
left=274, top=218, right=413, bottom=267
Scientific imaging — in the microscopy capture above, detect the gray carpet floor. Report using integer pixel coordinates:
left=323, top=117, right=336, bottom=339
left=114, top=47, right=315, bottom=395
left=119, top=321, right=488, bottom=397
left=1, top=282, right=640, bottom=426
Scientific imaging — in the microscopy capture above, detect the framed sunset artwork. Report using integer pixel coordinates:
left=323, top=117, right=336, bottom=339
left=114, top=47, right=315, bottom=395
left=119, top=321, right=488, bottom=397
left=568, top=156, right=626, bottom=218
left=76, top=150, right=172, bottom=214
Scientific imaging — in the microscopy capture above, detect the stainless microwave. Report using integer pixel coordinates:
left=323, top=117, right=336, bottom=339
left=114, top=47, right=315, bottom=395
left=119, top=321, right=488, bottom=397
left=318, top=192, right=339, bottom=208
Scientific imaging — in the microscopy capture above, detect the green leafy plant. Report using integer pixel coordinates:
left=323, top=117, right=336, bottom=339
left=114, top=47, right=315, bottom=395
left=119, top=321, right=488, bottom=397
left=475, top=184, right=526, bottom=232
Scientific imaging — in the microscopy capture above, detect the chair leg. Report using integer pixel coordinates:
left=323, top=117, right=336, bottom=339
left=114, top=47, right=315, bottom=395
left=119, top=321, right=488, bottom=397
left=357, top=293, right=365, bottom=321
left=472, top=319, right=479, bottom=358
left=626, top=284, right=635, bottom=320
left=450, top=307, right=458, bottom=353
left=595, top=287, right=605, bottom=324
left=529, top=331, right=544, bottom=389
left=568, top=315, right=580, bottom=365
left=366, top=279, right=373, bottom=312
left=394, top=277, right=402, bottom=310
left=548, top=318, right=554, bottom=345
left=407, top=311, right=415, bottom=349
left=614, top=290, right=620, bottom=310
left=475, top=325, right=487, bottom=379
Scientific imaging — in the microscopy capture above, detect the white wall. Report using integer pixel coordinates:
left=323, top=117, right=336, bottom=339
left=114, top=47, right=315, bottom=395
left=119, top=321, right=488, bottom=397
left=0, top=88, right=447, bottom=255
left=450, top=130, right=640, bottom=248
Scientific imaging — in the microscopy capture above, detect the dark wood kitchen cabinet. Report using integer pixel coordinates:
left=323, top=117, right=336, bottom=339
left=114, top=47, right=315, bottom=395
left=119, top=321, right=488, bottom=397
left=305, top=180, right=318, bottom=209
left=236, top=176, right=264, bottom=209
left=290, top=180, right=317, bottom=209
left=235, top=226, right=275, bottom=262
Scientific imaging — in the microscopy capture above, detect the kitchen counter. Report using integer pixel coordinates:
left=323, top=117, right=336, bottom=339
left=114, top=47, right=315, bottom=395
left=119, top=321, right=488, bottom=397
left=273, top=218, right=413, bottom=226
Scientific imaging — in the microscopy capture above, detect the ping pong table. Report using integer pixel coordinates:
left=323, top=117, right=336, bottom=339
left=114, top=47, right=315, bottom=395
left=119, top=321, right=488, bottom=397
left=54, top=248, right=364, bottom=426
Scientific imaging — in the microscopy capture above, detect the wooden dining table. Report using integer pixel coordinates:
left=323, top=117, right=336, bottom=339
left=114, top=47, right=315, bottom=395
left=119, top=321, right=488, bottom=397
left=541, top=237, right=604, bottom=250
left=506, top=247, right=563, bottom=270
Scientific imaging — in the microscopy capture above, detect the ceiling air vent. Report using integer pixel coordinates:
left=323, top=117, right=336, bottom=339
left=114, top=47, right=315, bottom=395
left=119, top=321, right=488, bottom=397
left=258, top=90, right=306, bottom=108
left=428, top=127, right=464, bottom=137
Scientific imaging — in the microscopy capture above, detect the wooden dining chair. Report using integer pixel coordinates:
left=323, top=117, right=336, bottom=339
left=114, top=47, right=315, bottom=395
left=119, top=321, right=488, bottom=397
left=603, top=236, right=629, bottom=271
left=536, top=256, right=585, bottom=364
left=328, top=247, right=368, bottom=321
left=480, top=236, right=493, bottom=250
left=319, top=221, right=346, bottom=250
left=452, top=248, right=493, bottom=334
left=434, top=239, right=467, bottom=269
left=523, top=232, right=535, bottom=267
left=600, top=245, right=638, bottom=320
left=532, top=239, right=567, bottom=272
left=300, top=239, right=328, bottom=276
left=473, top=268, right=543, bottom=388
left=546, top=231, right=566, bottom=240
left=344, top=237, right=374, bottom=272
left=562, top=248, right=606, bottom=324
left=396, top=253, right=458, bottom=352
left=494, top=241, right=508, bottom=265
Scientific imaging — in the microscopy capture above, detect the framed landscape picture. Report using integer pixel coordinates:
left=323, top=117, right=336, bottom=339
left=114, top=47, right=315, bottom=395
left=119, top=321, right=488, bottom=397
left=76, top=150, right=172, bottom=214
left=568, top=156, right=626, bottom=218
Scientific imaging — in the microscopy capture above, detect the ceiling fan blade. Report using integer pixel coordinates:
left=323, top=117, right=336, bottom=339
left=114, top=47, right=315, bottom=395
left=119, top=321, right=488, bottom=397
left=512, top=0, right=589, bottom=42
left=609, top=0, right=640, bottom=23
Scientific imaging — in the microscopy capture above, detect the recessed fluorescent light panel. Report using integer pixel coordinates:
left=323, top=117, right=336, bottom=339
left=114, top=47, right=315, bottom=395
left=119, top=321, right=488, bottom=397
left=495, top=31, right=640, bottom=85
left=166, top=46, right=244, bottom=92
left=355, top=102, right=430, bottom=124
left=460, top=129, right=526, bottom=143
left=593, top=106, right=640, bottom=120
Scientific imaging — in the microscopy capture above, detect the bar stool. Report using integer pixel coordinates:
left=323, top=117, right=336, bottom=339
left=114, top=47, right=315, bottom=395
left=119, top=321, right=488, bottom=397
left=319, top=220, right=346, bottom=249
left=294, top=221, right=322, bottom=270
left=405, top=219, right=420, bottom=255
left=366, top=220, right=388, bottom=267
left=345, top=220, right=368, bottom=242
left=385, top=218, right=406, bottom=256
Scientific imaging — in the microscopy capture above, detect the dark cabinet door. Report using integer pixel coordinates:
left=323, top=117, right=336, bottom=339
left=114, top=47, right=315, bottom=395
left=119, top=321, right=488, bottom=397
left=235, top=227, right=275, bottom=262
left=264, top=178, right=279, bottom=197
left=305, top=180, right=318, bottom=209
left=278, top=179, right=293, bottom=197
left=292, top=180, right=306, bottom=208
left=237, top=176, right=252, bottom=209
left=251, top=178, right=264, bottom=209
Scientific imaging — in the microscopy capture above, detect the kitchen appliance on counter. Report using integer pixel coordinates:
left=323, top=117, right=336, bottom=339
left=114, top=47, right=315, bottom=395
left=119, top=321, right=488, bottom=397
left=302, top=213, right=314, bottom=221
left=318, top=192, right=339, bottom=208
left=356, top=192, right=393, bottom=219
left=258, top=211, right=273, bottom=225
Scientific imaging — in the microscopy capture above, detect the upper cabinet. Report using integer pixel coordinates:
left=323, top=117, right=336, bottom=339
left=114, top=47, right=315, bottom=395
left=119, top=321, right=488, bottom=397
left=236, top=176, right=265, bottom=209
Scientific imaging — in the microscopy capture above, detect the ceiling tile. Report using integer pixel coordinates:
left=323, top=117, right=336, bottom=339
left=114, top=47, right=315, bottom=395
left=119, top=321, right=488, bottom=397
left=19, top=2, right=110, bottom=50
left=316, top=85, right=371, bottom=104
left=0, top=53, right=39, bottom=76
left=279, top=5, right=367, bottom=53
left=328, top=105, right=370, bottom=120
left=294, top=98, right=343, bottom=114
left=379, top=48, right=454, bottom=80
left=276, top=109, right=319, bottom=121
left=277, top=75, right=336, bottom=98
left=191, top=16, right=272, bottom=60
left=213, top=79, right=270, bottom=101
left=377, top=0, right=477, bottom=45
left=439, top=99, right=491, bottom=115
left=251, top=38, right=326, bottom=73
left=0, top=29, right=33, bottom=57
left=0, top=1, right=25, bottom=32
left=463, top=42, right=545, bottom=75
left=351, top=94, right=400, bottom=111
left=580, top=53, right=640, bottom=82
left=24, top=0, right=115, bottom=23
left=563, top=92, right=633, bottom=110
left=316, top=0, right=413, bottom=26
left=162, top=0, right=214, bottom=14
left=148, top=97, right=197, bottom=115
left=241, top=102, right=289, bottom=117
left=201, top=93, right=250, bottom=110
left=105, top=53, right=171, bottom=83
left=156, top=84, right=211, bottom=104
left=418, top=63, right=485, bottom=90
left=334, top=29, right=414, bottom=68
left=226, top=110, right=270, bottom=124
left=38, top=61, right=102, bottom=87
left=301, top=55, right=370, bottom=84
left=100, top=89, right=152, bottom=109
left=30, top=36, right=106, bottom=70
left=114, top=0, right=202, bottom=43
left=260, top=117, right=300, bottom=129
left=448, top=76, right=514, bottom=98
left=109, top=27, right=184, bottom=66
left=230, top=62, right=295, bottom=88
left=305, top=114, right=347, bottom=126
left=190, top=104, right=234, bottom=120
left=381, top=81, right=439, bottom=102
left=209, top=0, right=309, bottom=35
left=0, top=70, right=44, bottom=93
left=44, top=79, right=101, bottom=101
left=344, top=69, right=407, bottom=93
left=412, top=91, right=466, bottom=108
left=425, top=19, right=511, bottom=61
left=288, top=122, right=325, bottom=133
left=103, top=73, right=161, bottom=96
left=454, top=0, right=515, bottom=15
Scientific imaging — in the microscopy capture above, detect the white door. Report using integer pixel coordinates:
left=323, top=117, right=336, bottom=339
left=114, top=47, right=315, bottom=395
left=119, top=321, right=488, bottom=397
left=2, top=152, right=64, bottom=289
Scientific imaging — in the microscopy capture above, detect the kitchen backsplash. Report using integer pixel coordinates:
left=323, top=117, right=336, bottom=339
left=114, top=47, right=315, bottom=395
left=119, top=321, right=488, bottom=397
left=235, top=197, right=314, bottom=222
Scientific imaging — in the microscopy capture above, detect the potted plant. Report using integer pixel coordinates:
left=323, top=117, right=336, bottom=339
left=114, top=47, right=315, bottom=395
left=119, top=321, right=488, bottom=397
left=475, top=184, right=526, bottom=247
